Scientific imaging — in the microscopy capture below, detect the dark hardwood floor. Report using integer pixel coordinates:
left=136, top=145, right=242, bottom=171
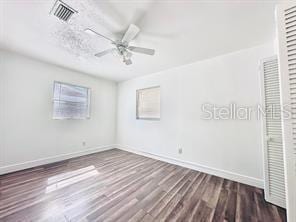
left=0, top=149, right=286, bottom=222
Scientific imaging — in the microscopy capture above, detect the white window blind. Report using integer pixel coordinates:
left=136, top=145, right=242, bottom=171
left=136, top=86, right=160, bottom=120
left=53, top=81, right=90, bottom=119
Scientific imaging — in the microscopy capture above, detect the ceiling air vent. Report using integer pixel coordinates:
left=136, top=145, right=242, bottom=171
left=50, top=0, right=77, bottom=22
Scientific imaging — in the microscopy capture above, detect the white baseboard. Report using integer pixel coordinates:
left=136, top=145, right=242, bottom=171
left=115, top=144, right=264, bottom=189
left=1, top=144, right=264, bottom=189
left=0, top=145, right=115, bottom=175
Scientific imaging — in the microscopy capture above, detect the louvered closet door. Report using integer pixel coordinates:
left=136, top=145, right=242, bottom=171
left=276, top=2, right=296, bottom=222
left=261, top=57, right=286, bottom=208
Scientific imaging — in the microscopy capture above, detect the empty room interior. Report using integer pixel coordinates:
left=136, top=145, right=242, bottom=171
left=1, top=0, right=296, bottom=221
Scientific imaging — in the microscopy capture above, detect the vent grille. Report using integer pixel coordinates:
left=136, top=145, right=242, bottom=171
left=51, top=1, right=77, bottom=22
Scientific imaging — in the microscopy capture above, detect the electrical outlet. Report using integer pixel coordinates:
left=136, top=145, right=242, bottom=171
left=178, top=148, right=183, bottom=154
left=82, top=141, right=86, bottom=146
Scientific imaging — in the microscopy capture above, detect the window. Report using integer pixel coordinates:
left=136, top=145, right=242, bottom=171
left=136, top=86, right=160, bottom=120
left=53, top=81, right=90, bottom=119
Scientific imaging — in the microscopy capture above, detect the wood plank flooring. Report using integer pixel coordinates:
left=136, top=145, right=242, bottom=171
left=0, top=149, right=286, bottom=222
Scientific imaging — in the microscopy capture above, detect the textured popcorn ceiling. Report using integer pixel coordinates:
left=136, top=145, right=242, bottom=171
left=0, top=0, right=278, bottom=81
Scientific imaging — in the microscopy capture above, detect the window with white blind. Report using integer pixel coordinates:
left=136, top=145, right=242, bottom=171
left=136, top=86, right=160, bottom=120
left=53, top=81, right=90, bottom=120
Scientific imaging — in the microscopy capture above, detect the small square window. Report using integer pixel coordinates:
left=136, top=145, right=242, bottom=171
left=53, top=81, right=90, bottom=120
left=136, top=86, right=160, bottom=120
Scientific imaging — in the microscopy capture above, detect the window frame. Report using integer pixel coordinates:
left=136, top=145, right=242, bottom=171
left=52, top=81, right=91, bottom=120
left=136, top=86, right=160, bottom=121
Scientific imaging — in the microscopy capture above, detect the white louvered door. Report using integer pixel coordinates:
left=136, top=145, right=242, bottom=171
left=261, top=57, right=286, bottom=208
left=276, top=2, right=296, bottom=222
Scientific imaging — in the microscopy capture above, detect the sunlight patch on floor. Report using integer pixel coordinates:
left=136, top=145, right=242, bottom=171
left=46, top=165, right=99, bottom=193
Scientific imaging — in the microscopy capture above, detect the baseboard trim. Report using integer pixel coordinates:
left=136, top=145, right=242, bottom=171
left=1, top=144, right=264, bottom=189
left=0, top=145, right=115, bottom=175
left=115, top=144, right=264, bottom=189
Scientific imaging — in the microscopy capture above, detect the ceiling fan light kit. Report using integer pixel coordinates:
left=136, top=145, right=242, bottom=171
left=84, top=24, right=155, bottom=65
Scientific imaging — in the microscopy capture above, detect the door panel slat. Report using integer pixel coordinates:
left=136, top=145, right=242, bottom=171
left=261, top=57, right=286, bottom=208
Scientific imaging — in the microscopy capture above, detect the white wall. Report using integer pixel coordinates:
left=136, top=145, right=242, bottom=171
left=0, top=43, right=275, bottom=188
left=116, top=43, right=275, bottom=187
left=0, top=50, right=117, bottom=174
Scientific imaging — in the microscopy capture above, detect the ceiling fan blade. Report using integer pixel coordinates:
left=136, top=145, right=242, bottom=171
left=124, top=59, right=132, bottom=65
left=128, top=46, right=155, bottom=55
left=95, top=48, right=116, bottom=57
left=85, top=28, right=115, bottom=43
left=122, top=24, right=140, bottom=43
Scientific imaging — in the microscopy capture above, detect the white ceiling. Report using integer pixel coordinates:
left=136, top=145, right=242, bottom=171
left=0, top=0, right=278, bottom=81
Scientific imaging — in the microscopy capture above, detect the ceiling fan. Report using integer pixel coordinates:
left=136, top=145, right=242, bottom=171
left=85, top=24, right=155, bottom=65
